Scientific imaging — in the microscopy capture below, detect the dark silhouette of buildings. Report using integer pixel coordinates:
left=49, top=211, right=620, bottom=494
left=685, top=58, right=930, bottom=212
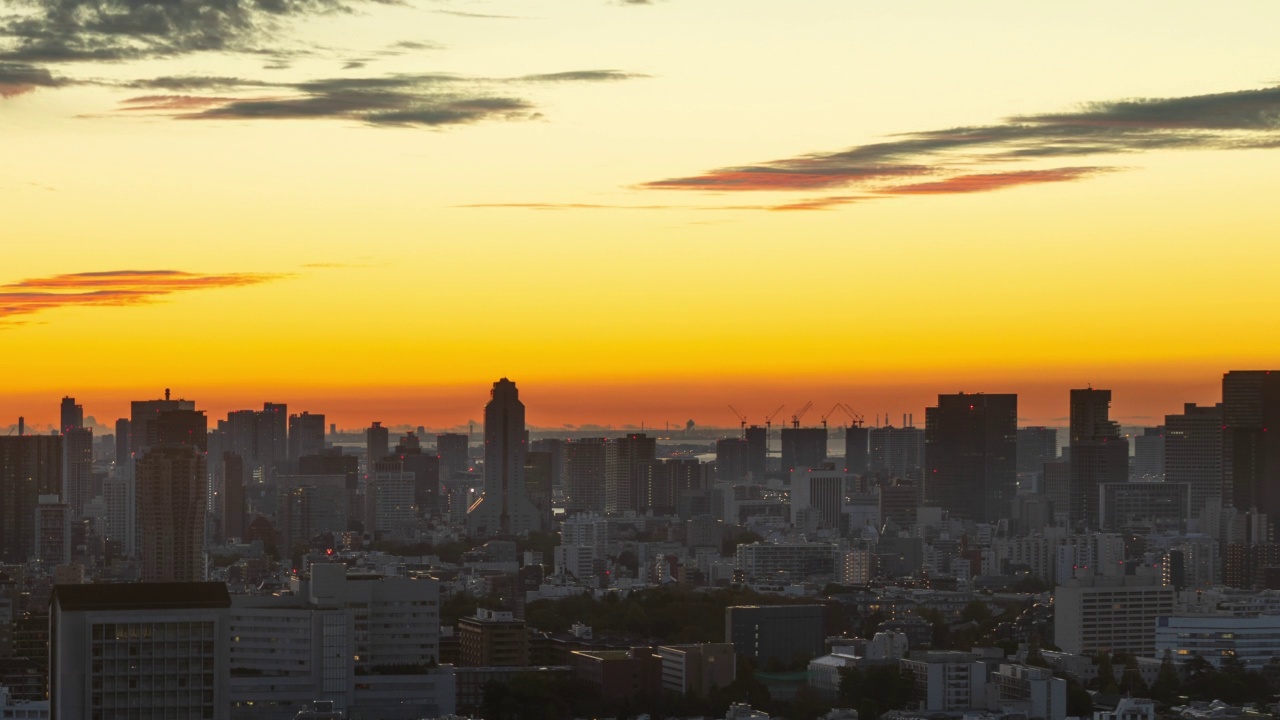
left=564, top=437, right=607, bottom=514
left=437, top=432, right=470, bottom=481
left=1166, top=403, right=1223, bottom=511
left=1068, top=388, right=1128, bottom=529
left=844, top=425, right=869, bottom=475
left=0, top=434, right=62, bottom=564
left=744, top=425, right=768, bottom=476
left=924, top=392, right=1017, bottom=523
left=781, top=427, right=827, bottom=472
left=367, top=422, right=390, bottom=473
left=137, top=445, right=207, bottom=582
left=1224, top=371, right=1280, bottom=540
left=467, top=379, right=540, bottom=536
left=605, top=433, right=656, bottom=514
left=287, top=411, right=325, bottom=461
left=716, top=437, right=751, bottom=482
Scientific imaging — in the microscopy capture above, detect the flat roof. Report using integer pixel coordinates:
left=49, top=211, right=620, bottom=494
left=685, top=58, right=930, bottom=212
left=53, top=582, right=232, bottom=612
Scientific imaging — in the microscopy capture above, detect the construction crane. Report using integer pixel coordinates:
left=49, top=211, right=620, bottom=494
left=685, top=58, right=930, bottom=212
left=838, top=403, right=866, bottom=427
left=764, top=405, right=785, bottom=434
left=727, top=405, right=748, bottom=436
left=791, top=401, right=813, bottom=429
left=820, top=403, right=843, bottom=430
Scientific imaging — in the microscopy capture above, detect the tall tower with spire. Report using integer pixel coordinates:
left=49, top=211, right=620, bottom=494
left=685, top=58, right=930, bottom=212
left=467, top=378, right=542, bottom=536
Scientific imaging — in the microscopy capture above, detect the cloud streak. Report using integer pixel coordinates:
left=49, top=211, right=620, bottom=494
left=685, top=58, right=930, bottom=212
left=0, top=270, right=289, bottom=324
left=640, top=85, right=1280, bottom=199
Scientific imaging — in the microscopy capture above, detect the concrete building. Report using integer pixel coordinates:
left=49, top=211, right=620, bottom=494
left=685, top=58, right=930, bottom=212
left=1223, top=371, right=1280, bottom=539
left=781, top=427, right=827, bottom=473
left=725, top=605, right=825, bottom=665
left=564, top=438, right=608, bottom=514
left=1165, top=403, right=1225, bottom=512
left=1054, top=574, right=1176, bottom=657
left=655, top=643, right=736, bottom=695
left=1098, top=482, right=1191, bottom=531
left=735, top=542, right=836, bottom=582
left=605, top=434, right=656, bottom=515
left=990, top=663, right=1067, bottom=720
left=458, top=608, right=528, bottom=667
left=1068, top=389, right=1129, bottom=530
left=51, top=582, right=231, bottom=720
left=569, top=649, right=659, bottom=699
left=136, top=444, right=207, bottom=582
left=435, top=432, right=469, bottom=481
left=844, top=425, right=870, bottom=475
left=900, top=651, right=988, bottom=713
left=869, top=425, right=925, bottom=482
left=1155, top=614, right=1280, bottom=669
left=837, top=549, right=876, bottom=586
left=33, top=495, right=71, bottom=567
left=287, top=411, right=325, bottom=462
left=366, top=460, right=416, bottom=540
left=228, top=564, right=449, bottom=720
left=467, top=379, right=542, bottom=536
left=791, top=470, right=845, bottom=531
left=0, top=435, right=62, bottom=564
left=278, top=474, right=348, bottom=547
left=924, top=393, right=1017, bottom=523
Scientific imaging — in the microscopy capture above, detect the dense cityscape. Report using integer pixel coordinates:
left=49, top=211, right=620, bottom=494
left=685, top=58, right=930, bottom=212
left=1, top=372, right=1279, bottom=719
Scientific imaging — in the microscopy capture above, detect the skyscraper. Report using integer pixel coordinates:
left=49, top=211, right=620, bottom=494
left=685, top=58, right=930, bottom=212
left=1133, top=427, right=1166, bottom=481
left=605, top=433, right=656, bottom=514
left=924, top=393, right=1017, bottom=523
left=869, top=425, right=925, bottom=481
left=564, top=437, right=608, bottom=514
left=367, top=422, right=390, bottom=469
left=844, top=425, right=870, bottom=475
left=744, top=425, right=768, bottom=477
left=114, top=418, right=130, bottom=466
left=137, top=444, right=207, bottom=582
left=1167, top=399, right=1223, bottom=507
left=0, top=434, right=63, bottom=564
left=287, top=411, right=326, bottom=461
left=436, top=432, right=470, bottom=481
left=59, top=396, right=83, bottom=435
left=129, top=390, right=199, bottom=457
left=1223, top=371, right=1280, bottom=538
left=716, top=437, right=751, bottom=482
left=222, top=452, right=247, bottom=543
left=258, top=402, right=288, bottom=469
left=1016, top=427, right=1059, bottom=475
left=61, top=426, right=93, bottom=518
left=1068, top=389, right=1128, bottom=529
left=467, top=379, right=541, bottom=536
left=525, top=450, right=553, bottom=531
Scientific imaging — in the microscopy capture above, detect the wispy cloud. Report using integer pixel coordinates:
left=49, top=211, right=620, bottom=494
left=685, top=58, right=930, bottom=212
left=0, top=62, right=65, bottom=97
left=640, top=85, right=1280, bottom=199
left=0, top=270, right=289, bottom=324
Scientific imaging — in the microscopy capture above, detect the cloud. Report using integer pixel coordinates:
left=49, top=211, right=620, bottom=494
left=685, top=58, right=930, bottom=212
left=0, top=270, right=289, bottom=324
left=114, top=70, right=640, bottom=126
left=641, top=85, right=1280, bottom=198
left=0, top=62, right=65, bottom=97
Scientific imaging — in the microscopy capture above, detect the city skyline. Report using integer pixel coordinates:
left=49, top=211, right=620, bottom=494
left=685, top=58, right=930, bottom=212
left=4, top=2, right=1280, bottom=430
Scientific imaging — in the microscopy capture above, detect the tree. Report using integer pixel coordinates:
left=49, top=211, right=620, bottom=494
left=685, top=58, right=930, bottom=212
left=1066, top=677, right=1094, bottom=717
left=1118, top=653, right=1149, bottom=697
left=1150, top=650, right=1181, bottom=704
left=1093, top=651, right=1119, bottom=693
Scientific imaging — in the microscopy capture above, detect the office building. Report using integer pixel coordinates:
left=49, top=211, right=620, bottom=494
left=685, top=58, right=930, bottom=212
left=525, top=450, right=553, bottom=531
left=0, top=435, right=63, bottom=564
left=780, top=427, right=827, bottom=472
left=137, top=444, right=207, bottom=582
left=990, top=664, right=1067, bottom=720
left=229, top=564, right=450, bottom=719
left=436, top=432, right=470, bottom=481
left=278, top=475, right=348, bottom=547
left=222, top=452, right=247, bottom=542
left=791, top=470, right=844, bottom=531
left=1133, top=427, right=1165, bottom=481
left=114, top=418, right=130, bottom=466
left=1223, top=372, right=1280, bottom=539
left=1098, top=482, right=1191, bottom=531
left=50, top=582, right=231, bottom=720
left=1053, top=574, right=1176, bottom=657
left=924, top=393, right=1018, bottom=523
left=844, top=424, right=870, bottom=475
left=34, top=495, right=72, bottom=566
left=716, top=437, right=751, bottom=483
left=605, top=433, right=656, bottom=515
left=458, top=608, right=528, bottom=667
left=869, top=425, right=925, bottom=481
left=735, top=542, right=836, bottom=581
left=59, top=397, right=83, bottom=435
left=467, top=379, right=541, bottom=536
left=1017, top=427, right=1059, bottom=476
left=61, top=426, right=93, bottom=518
left=744, top=425, right=768, bottom=477
left=564, top=437, right=608, bottom=514
left=130, top=391, right=204, bottom=457
left=366, top=422, right=389, bottom=471
left=299, top=449, right=359, bottom=531
left=569, top=649, right=660, bottom=699
left=725, top=605, right=825, bottom=665
left=287, top=411, right=325, bottom=462
left=654, top=644, right=735, bottom=696
left=1155, top=614, right=1280, bottom=669
left=366, top=459, right=416, bottom=540
left=1066, top=389, right=1128, bottom=528
left=1165, top=403, right=1224, bottom=511
left=900, top=652, right=988, bottom=713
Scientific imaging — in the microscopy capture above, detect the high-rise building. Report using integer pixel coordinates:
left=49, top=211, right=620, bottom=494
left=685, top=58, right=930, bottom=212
left=530, top=438, right=565, bottom=489
left=1165, top=403, right=1224, bottom=511
left=869, top=425, right=925, bottom=481
left=1053, top=574, right=1175, bottom=657
left=716, top=437, right=751, bottom=483
left=129, top=390, right=200, bottom=457
left=300, top=449, right=360, bottom=531
left=436, top=432, right=470, bottom=481
left=287, top=411, right=326, bottom=461
left=605, top=433, right=656, bottom=515
left=113, top=418, right=130, bottom=466
left=136, top=445, right=207, bottom=582
left=61, top=426, right=93, bottom=517
left=393, top=446, right=442, bottom=516
left=1067, top=389, right=1128, bottom=529
left=222, top=452, right=246, bottom=542
left=1223, top=371, right=1280, bottom=538
left=845, top=425, right=870, bottom=475
left=458, top=608, right=528, bottom=667
left=1133, top=427, right=1166, bottom=481
left=525, top=450, right=553, bottom=531
left=34, top=494, right=72, bottom=566
left=924, top=393, right=1018, bottom=523
left=744, top=426, right=768, bottom=477
left=780, top=427, right=827, bottom=472
left=366, top=422, right=390, bottom=471
left=59, top=397, right=83, bottom=435
left=634, top=458, right=701, bottom=516
left=467, top=379, right=541, bottom=536
left=565, top=437, right=608, bottom=514
left=258, top=402, right=288, bottom=467
left=278, top=474, right=349, bottom=547
left=367, top=458, right=416, bottom=540
left=0, top=435, right=62, bottom=563
left=791, top=470, right=844, bottom=530
left=1016, top=427, right=1058, bottom=475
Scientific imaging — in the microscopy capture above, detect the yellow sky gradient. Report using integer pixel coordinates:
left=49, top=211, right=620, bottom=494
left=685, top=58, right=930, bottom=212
left=3, top=1, right=1279, bottom=430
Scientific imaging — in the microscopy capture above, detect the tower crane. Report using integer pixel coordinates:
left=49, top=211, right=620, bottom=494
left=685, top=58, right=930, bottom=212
left=727, top=405, right=748, bottom=436
left=764, top=405, right=785, bottom=434
left=791, top=401, right=813, bottom=429
left=840, top=403, right=865, bottom=427
left=821, top=403, right=843, bottom=430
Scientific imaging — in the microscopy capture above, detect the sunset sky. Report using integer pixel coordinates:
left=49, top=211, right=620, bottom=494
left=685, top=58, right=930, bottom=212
left=3, top=1, right=1279, bottom=431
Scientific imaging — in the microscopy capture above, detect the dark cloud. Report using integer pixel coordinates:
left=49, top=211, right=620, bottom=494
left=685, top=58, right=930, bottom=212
left=642, top=85, right=1280, bottom=195
left=0, top=269, right=289, bottom=324
left=519, top=70, right=647, bottom=83
left=879, top=167, right=1113, bottom=195
left=0, top=61, right=64, bottom=96
left=116, top=71, right=639, bottom=126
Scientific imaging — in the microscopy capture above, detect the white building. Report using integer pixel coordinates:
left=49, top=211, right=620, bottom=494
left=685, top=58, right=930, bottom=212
left=989, top=664, right=1067, bottom=720
left=735, top=542, right=837, bottom=582
left=51, top=582, right=231, bottom=720
left=900, top=651, right=988, bottom=713
left=1054, top=573, right=1176, bottom=657
left=229, top=563, right=452, bottom=720
left=1094, top=698, right=1156, bottom=720
left=1155, top=614, right=1280, bottom=669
